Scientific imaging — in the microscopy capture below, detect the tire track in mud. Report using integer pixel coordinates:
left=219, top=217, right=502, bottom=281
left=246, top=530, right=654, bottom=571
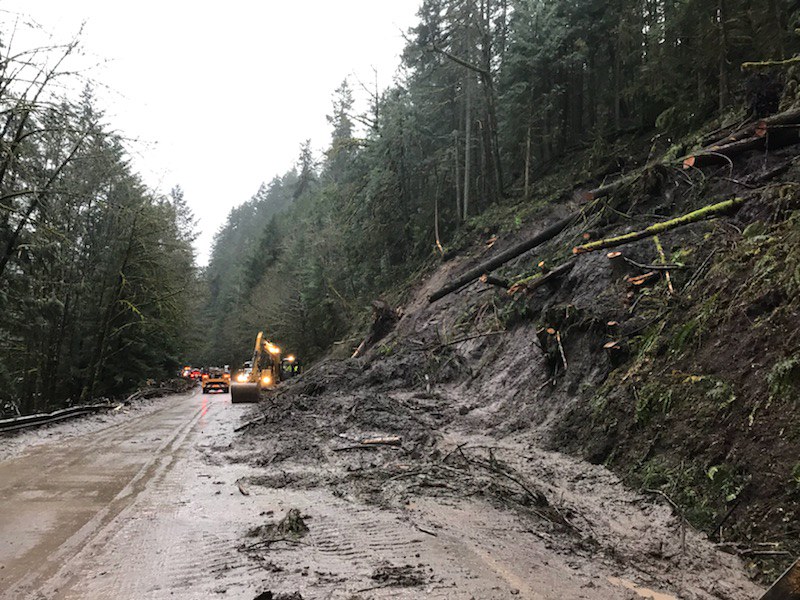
left=230, top=416, right=765, bottom=599
left=232, top=485, right=630, bottom=599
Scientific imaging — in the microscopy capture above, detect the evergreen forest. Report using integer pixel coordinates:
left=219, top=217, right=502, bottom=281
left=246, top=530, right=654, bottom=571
left=2, top=1, right=800, bottom=412
left=196, top=0, right=800, bottom=367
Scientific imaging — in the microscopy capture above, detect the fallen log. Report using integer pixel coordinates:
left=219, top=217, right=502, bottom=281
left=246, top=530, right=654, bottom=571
left=508, top=260, right=575, bottom=295
left=333, top=435, right=403, bottom=452
left=479, top=274, right=510, bottom=289
left=582, top=173, right=637, bottom=202
left=360, top=436, right=402, bottom=446
left=699, top=106, right=800, bottom=151
left=683, top=136, right=765, bottom=169
left=573, top=197, right=747, bottom=255
left=428, top=211, right=582, bottom=303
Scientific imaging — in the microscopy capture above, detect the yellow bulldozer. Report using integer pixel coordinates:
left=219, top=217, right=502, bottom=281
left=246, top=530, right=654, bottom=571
left=230, top=331, right=281, bottom=403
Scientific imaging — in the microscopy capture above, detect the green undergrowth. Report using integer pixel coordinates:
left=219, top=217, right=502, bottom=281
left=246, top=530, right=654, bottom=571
left=639, top=458, right=750, bottom=530
left=575, top=201, right=800, bottom=567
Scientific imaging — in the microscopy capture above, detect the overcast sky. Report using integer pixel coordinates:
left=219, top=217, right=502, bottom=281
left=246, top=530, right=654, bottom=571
left=2, top=1, right=421, bottom=264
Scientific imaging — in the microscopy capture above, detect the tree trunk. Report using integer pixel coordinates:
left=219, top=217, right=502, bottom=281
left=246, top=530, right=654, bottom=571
left=614, top=40, right=621, bottom=130
left=80, top=210, right=139, bottom=403
left=429, top=210, right=587, bottom=303
left=718, top=0, right=730, bottom=112
left=524, top=123, right=532, bottom=199
left=573, top=197, right=747, bottom=255
left=453, top=130, right=461, bottom=221
left=463, top=76, right=472, bottom=221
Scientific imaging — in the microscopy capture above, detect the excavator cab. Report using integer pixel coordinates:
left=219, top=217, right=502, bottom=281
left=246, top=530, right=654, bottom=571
left=280, top=355, right=301, bottom=381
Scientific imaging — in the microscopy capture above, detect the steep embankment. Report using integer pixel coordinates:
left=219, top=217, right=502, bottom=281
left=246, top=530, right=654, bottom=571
left=238, top=112, right=800, bottom=591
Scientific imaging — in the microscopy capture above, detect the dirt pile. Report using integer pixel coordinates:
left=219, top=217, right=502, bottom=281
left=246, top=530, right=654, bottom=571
left=235, top=117, right=800, bottom=591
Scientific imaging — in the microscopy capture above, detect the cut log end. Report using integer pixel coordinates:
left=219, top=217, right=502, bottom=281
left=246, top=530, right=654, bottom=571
left=607, top=251, right=623, bottom=260
left=626, top=271, right=659, bottom=286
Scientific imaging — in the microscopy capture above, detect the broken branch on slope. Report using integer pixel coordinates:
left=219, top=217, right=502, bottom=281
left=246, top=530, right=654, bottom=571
left=480, top=274, right=510, bottom=289
left=697, top=105, right=800, bottom=152
left=572, top=197, right=747, bottom=255
left=682, top=136, right=765, bottom=169
left=582, top=171, right=640, bottom=202
left=508, top=260, right=575, bottom=295
left=741, top=56, right=800, bottom=70
left=428, top=210, right=586, bottom=303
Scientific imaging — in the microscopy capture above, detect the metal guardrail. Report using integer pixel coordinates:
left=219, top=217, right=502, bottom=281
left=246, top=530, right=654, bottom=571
left=0, top=382, right=194, bottom=434
left=0, top=404, right=116, bottom=433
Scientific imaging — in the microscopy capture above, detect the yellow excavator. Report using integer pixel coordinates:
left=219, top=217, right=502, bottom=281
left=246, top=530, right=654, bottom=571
left=230, top=331, right=281, bottom=403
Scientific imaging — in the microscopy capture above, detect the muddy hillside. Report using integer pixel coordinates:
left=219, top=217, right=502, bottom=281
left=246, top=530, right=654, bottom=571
left=232, top=110, right=800, bottom=596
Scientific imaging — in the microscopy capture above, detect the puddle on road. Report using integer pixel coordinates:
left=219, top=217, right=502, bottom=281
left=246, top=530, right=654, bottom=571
left=608, top=576, right=677, bottom=600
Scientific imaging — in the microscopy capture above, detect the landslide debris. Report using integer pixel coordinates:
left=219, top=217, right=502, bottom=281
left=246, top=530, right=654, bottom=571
left=233, top=112, right=800, bottom=591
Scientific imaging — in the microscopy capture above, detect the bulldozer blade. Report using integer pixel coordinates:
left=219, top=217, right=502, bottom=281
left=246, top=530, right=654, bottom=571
left=760, top=558, right=800, bottom=600
left=230, top=383, right=260, bottom=404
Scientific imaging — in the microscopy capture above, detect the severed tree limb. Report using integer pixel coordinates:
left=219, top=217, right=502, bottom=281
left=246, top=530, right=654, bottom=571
left=748, top=161, right=791, bottom=185
left=234, top=414, right=267, bottom=432
left=429, top=211, right=584, bottom=303
left=643, top=488, right=688, bottom=554
left=573, top=197, right=747, bottom=255
left=699, top=106, right=800, bottom=151
left=480, top=273, right=509, bottom=289
left=622, top=256, right=685, bottom=271
left=582, top=171, right=639, bottom=202
left=555, top=331, right=568, bottom=371
left=682, top=136, right=765, bottom=169
left=421, top=330, right=507, bottom=351
left=508, top=260, right=575, bottom=295
left=741, top=56, right=800, bottom=70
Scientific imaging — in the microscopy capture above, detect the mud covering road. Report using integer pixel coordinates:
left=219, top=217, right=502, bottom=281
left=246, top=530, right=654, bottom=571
left=0, top=386, right=765, bottom=599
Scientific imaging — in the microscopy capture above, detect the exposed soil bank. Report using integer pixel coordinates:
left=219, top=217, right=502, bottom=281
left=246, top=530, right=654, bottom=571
left=239, top=130, right=800, bottom=593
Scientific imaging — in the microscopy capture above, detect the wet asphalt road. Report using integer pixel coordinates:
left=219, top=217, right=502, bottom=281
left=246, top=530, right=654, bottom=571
left=0, top=389, right=261, bottom=599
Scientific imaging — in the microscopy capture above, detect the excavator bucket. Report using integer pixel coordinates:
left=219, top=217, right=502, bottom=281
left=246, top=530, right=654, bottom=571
left=760, top=558, right=800, bottom=600
left=230, top=382, right=260, bottom=404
